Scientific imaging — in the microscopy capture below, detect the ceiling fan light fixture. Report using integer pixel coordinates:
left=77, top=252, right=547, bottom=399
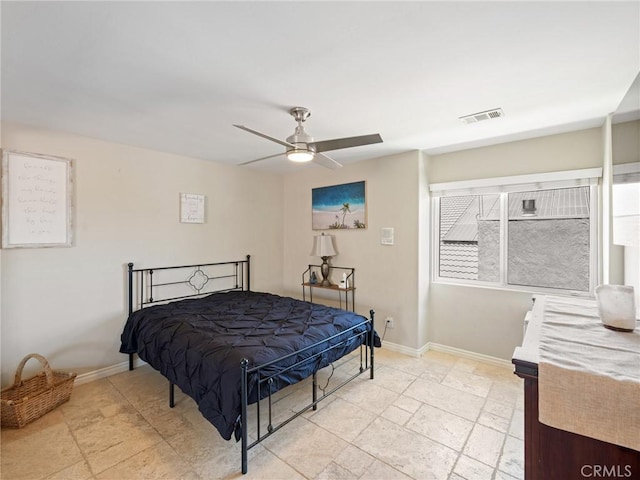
left=235, top=106, right=382, bottom=169
left=287, top=149, right=315, bottom=163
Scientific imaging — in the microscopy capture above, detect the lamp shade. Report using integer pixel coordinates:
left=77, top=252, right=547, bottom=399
left=310, top=234, right=336, bottom=257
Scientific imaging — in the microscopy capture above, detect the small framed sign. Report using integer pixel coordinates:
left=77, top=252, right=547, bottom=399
left=180, top=193, right=205, bottom=224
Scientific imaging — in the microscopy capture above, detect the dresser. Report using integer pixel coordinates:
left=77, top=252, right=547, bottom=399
left=512, top=295, right=640, bottom=480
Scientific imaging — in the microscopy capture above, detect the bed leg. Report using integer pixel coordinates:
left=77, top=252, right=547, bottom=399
left=369, top=309, right=375, bottom=380
left=312, top=372, right=318, bottom=411
left=241, top=358, right=249, bottom=475
left=169, top=383, right=175, bottom=408
left=129, top=354, right=134, bottom=371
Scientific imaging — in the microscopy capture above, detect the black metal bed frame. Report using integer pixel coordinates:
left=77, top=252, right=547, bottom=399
left=126, top=255, right=375, bottom=475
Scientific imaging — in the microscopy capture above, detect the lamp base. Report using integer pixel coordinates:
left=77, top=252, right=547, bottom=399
left=320, top=257, right=332, bottom=286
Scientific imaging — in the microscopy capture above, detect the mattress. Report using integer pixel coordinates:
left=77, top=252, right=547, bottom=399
left=119, top=290, right=376, bottom=440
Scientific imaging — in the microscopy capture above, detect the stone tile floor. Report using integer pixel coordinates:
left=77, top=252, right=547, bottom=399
left=1, top=348, right=524, bottom=479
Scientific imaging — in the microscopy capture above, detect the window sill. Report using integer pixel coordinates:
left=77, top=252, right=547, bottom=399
left=431, top=278, right=594, bottom=299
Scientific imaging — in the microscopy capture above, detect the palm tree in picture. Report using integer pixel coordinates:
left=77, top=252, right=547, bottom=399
left=340, top=202, right=351, bottom=228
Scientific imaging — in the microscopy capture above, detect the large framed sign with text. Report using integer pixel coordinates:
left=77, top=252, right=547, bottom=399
left=2, top=150, right=74, bottom=248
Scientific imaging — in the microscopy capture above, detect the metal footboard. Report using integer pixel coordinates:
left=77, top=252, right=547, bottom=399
left=240, top=309, right=375, bottom=474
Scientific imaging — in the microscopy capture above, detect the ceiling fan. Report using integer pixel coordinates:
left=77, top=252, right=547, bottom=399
left=234, top=107, right=383, bottom=169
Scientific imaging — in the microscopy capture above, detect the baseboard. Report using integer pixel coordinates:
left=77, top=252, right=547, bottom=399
left=74, top=358, right=147, bottom=386
left=426, top=342, right=513, bottom=368
left=380, top=341, right=429, bottom=358
left=381, top=340, right=512, bottom=368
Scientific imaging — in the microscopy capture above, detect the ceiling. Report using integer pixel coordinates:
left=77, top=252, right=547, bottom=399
left=2, top=1, right=639, bottom=174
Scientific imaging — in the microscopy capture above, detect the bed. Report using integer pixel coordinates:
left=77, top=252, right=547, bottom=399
left=119, top=255, right=377, bottom=474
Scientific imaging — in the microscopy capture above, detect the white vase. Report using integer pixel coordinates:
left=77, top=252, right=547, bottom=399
left=595, top=284, right=637, bottom=332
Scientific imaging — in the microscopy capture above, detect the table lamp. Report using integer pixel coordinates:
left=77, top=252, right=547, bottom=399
left=311, top=233, right=337, bottom=286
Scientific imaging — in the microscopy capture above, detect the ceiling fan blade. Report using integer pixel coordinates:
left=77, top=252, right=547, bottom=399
left=311, top=133, right=383, bottom=153
left=312, top=153, right=343, bottom=169
left=233, top=124, right=297, bottom=149
left=238, top=152, right=284, bottom=166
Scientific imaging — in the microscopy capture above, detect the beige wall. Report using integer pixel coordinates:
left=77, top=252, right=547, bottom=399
left=281, top=127, right=609, bottom=361
left=427, top=127, right=605, bottom=360
left=429, top=127, right=604, bottom=182
left=0, top=123, right=284, bottom=385
left=282, top=151, right=426, bottom=351
left=0, top=122, right=618, bottom=382
left=612, top=119, right=640, bottom=165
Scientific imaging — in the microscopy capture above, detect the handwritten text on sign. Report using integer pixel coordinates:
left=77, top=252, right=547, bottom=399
left=180, top=193, right=205, bottom=223
left=7, top=153, right=69, bottom=245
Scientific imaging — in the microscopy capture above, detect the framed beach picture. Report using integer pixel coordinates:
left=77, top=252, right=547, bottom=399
left=312, top=181, right=366, bottom=230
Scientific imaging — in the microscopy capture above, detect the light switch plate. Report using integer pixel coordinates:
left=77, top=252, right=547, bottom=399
left=381, top=227, right=394, bottom=245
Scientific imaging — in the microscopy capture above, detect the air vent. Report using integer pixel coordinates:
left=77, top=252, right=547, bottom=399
left=459, top=108, right=505, bottom=125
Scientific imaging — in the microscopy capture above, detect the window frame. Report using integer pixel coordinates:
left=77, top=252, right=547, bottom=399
left=430, top=168, right=602, bottom=296
left=612, top=162, right=640, bottom=247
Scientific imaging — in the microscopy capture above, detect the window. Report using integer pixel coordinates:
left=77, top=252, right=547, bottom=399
left=431, top=168, right=601, bottom=294
left=612, top=162, right=640, bottom=247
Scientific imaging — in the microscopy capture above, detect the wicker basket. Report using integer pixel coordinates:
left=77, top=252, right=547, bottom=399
left=1, top=353, right=77, bottom=428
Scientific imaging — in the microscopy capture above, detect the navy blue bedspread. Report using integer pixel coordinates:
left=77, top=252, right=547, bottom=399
left=119, top=291, right=377, bottom=441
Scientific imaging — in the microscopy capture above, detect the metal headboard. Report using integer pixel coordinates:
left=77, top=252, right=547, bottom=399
left=127, top=254, right=251, bottom=316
